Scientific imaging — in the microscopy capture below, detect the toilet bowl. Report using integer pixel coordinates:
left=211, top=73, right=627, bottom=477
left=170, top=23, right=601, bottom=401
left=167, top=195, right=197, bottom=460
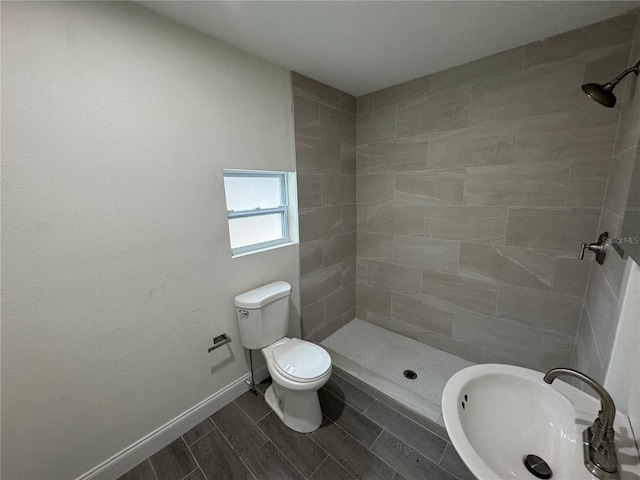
left=262, top=337, right=332, bottom=433
left=234, top=281, right=332, bottom=433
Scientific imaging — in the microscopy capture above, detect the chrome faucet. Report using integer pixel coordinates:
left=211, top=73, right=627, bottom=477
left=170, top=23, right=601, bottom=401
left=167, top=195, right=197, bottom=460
left=544, top=368, right=620, bottom=480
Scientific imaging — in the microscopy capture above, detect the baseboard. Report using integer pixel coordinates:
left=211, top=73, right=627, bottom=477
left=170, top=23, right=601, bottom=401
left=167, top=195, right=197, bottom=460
left=76, top=366, right=269, bottom=480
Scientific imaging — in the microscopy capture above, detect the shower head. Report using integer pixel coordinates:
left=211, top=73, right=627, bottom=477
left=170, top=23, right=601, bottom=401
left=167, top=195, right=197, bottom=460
left=581, top=59, right=640, bottom=108
left=581, top=82, right=617, bottom=108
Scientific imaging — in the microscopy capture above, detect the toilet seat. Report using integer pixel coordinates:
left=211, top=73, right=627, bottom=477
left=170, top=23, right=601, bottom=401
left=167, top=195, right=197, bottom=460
left=271, top=338, right=331, bottom=383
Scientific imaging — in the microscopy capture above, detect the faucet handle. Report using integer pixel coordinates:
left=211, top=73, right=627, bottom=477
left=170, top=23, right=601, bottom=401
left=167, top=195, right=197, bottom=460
left=579, top=232, right=608, bottom=265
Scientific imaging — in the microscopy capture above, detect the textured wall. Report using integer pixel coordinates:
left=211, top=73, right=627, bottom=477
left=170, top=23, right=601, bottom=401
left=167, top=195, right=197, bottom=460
left=574, top=11, right=640, bottom=385
left=354, top=12, right=637, bottom=370
left=1, top=2, right=299, bottom=479
left=293, top=73, right=358, bottom=341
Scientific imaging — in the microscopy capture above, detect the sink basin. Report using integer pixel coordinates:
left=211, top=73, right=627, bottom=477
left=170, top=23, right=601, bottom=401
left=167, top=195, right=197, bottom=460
left=442, top=364, right=640, bottom=480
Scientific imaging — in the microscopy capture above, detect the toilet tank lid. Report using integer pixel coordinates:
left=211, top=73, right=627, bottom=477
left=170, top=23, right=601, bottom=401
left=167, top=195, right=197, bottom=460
left=234, top=281, right=292, bottom=309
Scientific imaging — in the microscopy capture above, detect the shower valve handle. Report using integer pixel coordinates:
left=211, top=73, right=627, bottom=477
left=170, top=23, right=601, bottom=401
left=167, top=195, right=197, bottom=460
left=579, top=232, right=608, bottom=265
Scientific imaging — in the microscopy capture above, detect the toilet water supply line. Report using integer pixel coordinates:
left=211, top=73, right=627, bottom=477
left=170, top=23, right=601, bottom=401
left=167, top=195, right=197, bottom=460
left=248, top=350, right=258, bottom=394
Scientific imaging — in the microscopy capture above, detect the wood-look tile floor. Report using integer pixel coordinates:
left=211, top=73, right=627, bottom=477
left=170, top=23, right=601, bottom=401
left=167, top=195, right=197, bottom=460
left=118, top=372, right=474, bottom=480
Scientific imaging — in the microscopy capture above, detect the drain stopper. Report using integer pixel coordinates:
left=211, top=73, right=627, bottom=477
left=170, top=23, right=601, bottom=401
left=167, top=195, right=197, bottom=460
left=523, top=454, right=552, bottom=479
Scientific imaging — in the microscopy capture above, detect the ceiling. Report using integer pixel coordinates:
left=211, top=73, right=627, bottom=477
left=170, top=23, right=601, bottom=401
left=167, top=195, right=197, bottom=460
left=139, top=1, right=639, bottom=96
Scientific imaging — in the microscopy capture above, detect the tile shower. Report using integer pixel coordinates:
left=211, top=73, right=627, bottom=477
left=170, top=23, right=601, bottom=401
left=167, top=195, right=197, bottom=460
left=296, top=9, right=640, bottom=380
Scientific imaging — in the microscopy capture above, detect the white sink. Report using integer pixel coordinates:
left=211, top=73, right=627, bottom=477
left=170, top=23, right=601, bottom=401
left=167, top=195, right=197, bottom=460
left=442, top=364, right=640, bottom=480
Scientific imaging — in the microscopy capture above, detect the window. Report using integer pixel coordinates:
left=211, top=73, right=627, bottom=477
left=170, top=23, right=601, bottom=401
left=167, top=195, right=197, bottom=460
left=223, top=170, right=292, bottom=255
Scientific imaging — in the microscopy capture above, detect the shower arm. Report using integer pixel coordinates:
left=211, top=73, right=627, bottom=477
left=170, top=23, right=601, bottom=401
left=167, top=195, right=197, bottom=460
left=603, top=59, right=640, bottom=90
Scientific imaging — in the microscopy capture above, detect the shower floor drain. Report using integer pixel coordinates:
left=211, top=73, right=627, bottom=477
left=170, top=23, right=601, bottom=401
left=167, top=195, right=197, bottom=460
left=403, top=369, right=418, bottom=380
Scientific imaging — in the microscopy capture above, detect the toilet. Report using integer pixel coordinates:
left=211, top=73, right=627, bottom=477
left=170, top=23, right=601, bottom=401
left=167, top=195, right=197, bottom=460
left=234, top=281, right=332, bottom=433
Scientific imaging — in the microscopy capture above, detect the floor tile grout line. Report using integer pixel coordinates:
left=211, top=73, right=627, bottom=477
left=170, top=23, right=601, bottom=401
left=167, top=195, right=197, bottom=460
left=320, top=388, right=384, bottom=450
left=307, top=431, right=360, bottom=480
left=371, top=425, right=453, bottom=479
left=177, top=465, right=199, bottom=480
left=247, top=396, right=328, bottom=480
left=320, top=416, right=400, bottom=476
left=146, top=458, right=160, bottom=480
left=304, top=455, right=328, bottom=479
left=242, top=388, right=311, bottom=476
left=216, top=422, right=260, bottom=480
left=324, top=379, right=375, bottom=415
left=259, top=436, right=313, bottom=480
left=181, top=436, right=208, bottom=480
left=437, top=443, right=448, bottom=465
left=182, top=418, right=216, bottom=447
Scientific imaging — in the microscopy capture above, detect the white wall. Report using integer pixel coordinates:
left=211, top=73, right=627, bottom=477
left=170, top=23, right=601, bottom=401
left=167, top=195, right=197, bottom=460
left=1, top=2, right=299, bottom=478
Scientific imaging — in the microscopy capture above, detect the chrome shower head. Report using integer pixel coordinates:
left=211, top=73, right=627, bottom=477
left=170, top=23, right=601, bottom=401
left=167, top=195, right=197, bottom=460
left=581, top=59, right=640, bottom=108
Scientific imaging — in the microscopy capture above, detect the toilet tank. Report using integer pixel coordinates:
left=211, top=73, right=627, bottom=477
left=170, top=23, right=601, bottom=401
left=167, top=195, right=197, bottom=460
left=234, top=281, right=291, bottom=350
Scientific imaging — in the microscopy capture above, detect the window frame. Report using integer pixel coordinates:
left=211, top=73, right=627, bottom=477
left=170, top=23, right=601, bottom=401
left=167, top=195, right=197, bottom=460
left=223, top=170, right=290, bottom=256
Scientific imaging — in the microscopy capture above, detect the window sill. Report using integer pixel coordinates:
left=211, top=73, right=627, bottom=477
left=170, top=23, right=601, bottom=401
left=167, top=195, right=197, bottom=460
left=231, top=241, right=297, bottom=259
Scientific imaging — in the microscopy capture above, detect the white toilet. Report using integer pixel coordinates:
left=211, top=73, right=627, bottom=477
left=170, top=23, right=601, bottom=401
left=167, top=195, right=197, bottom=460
left=234, top=281, right=332, bottom=433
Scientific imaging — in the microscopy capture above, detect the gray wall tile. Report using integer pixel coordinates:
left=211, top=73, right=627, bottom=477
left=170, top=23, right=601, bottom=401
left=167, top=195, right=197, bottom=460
left=358, top=105, right=397, bottom=144
left=421, top=271, right=498, bottom=317
left=341, top=92, right=357, bottom=114
left=301, top=264, right=343, bottom=306
left=297, top=174, right=322, bottom=209
left=341, top=144, right=356, bottom=174
left=293, top=95, right=320, bottom=138
left=397, top=88, right=470, bottom=137
left=452, top=310, right=543, bottom=367
left=322, top=174, right=356, bottom=205
left=368, top=203, right=425, bottom=236
left=393, top=236, right=460, bottom=273
left=369, top=75, right=431, bottom=111
left=505, top=207, right=600, bottom=252
left=301, top=299, right=325, bottom=337
left=584, top=267, right=619, bottom=369
left=470, top=60, right=583, bottom=122
left=296, top=136, right=341, bottom=174
left=324, top=232, right=356, bottom=267
left=368, top=260, right=422, bottom=294
left=357, top=232, right=394, bottom=260
left=541, top=331, right=575, bottom=371
left=514, top=111, right=617, bottom=164
left=357, top=283, right=392, bottom=316
left=552, top=256, right=591, bottom=297
left=464, top=161, right=570, bottom=206
left=396, top=170, right=465, bottom=206
left=293, top=12, right=638, bottom=371
left=300, top=240, right=323, bottom=276
left=497, top=284, right=582, bottom=335
left=423, top=206, right=507, bottom=243
left=320, top=105, right=356, bottom=143
left=427, top=122, right=515, bottom=169
left=299, top=206, right=342, bottom=243
left=390, top=293, right=454, bottom=336
left=523, top=13, right=635, bottom=70
left=324, top=283, right=356, bottom=322
left=292, top=72, right=341, bottom=107
left=342, top=204, right=357, bottom=233
left=430, top=47, right=524, bottom=94
left=363, top=140, right=429, bottom=174
left=604, top=146, right=637, bottom=216
left=357, top=174, right=395, bottom=205
left=459, top=243, right=556, bottom=290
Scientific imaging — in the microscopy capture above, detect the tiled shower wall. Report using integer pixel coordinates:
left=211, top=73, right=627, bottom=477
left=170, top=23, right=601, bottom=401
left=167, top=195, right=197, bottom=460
left=574, top=11, right=640, bottom=384
left=293, top=73, right=358, bottom=341
left=354, top=12, right=638, bottom=370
